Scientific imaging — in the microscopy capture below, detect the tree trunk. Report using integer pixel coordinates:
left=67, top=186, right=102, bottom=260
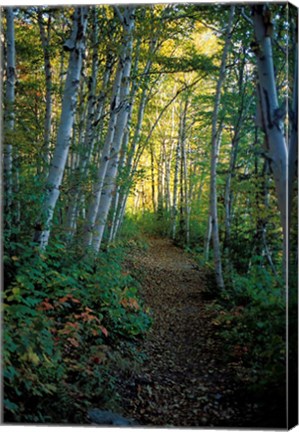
left=83, top=52, right=124, bottom=248
left=289, top=41, right=298, bottom=220
left=209, top=5, right=235, bottom=290
left=111, top=73, right=152, bottom=241
left=252, top=5, right=288, bottom=276
left=65, top=6, right=104, bottom=237
left=172, top=136, right=180, bottom=240
left=91, top=6, right=135, bottom=252
left=35, top=7, right=89, bottom=248
left=38, top=8, right=52, bottom=171
left=157, top=142, right=165, bottom=219
left=4, top=7, right=16, bottom=220
left=223, top=51, right=248, bottom=252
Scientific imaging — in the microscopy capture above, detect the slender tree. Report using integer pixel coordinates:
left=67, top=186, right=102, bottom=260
left=252, top=5, right=288, bottom=275
left=92, top=6, right=136, bottom=252
left=37, top=7, right=53, bottom=171
left=4, top=8, right=16, bottom=221
left=34, top=7, right=89, bottom=248
left=208, top=5, right=235, bottom=290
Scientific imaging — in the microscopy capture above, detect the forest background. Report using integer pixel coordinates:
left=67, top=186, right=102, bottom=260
left=2, top=0, right=298, bottom=427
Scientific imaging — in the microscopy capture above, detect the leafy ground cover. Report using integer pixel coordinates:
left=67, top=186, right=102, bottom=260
left=3, top=239, right=151, bottom=423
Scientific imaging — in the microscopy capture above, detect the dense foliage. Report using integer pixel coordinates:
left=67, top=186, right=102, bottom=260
left=2, top=2, right=297, bottom=427
left=4, top=238, right=151, bottom=422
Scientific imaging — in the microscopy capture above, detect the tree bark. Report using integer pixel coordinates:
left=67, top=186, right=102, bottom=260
left=83, top=51, right=124, bottom=248
left=4, top=7, right=16, bottom=218
left=289, top=40, right=298, bottom=220
left=172, top=134, right=181, bottom=240
left=35, top=7, right=89, bottom=248
left=252, top=5, right=288, bottom=276
left=91, top=6, right=135, bottom=252
left=178, top=98, right=189, bottom=243
left=208, top=5, right=235, bottom=290
left=38, top=8, right=52, bottom=171
left=111, top=74, right=153, bottom=241
left=65, top=6, right=106, bottom=237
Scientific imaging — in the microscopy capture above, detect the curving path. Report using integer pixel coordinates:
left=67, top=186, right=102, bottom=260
left=118, top=238, right=257, bottom=427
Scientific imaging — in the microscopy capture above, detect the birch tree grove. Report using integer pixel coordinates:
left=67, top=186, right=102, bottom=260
left=3, top=4, right=297, bottom=426
left=34, top=7, right=88, bottom=248
left=4, top=3, right=295, bottom=270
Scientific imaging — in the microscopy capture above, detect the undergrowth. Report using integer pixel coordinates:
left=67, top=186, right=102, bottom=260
left=202, top=262, right=286, bottom=409
left=3, top=237, right=151, bottom=424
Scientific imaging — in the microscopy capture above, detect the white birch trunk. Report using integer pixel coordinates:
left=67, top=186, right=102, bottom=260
left=165, top=139, right=174, bottom=213
left=252, top=5, right=288, bottom=275
left=185, top=139, right=191, bottom=245
left=35, top=7, right=88, bottom=248
left=38, top=8, right=52, bottom=170
left=65, top=7, right=102, bottom=235
left=110, top=39, right=157, bottom=241
left=209, top=5, right=235, bottom=289
left=172, top=138, right=181, bottom=240
left=289, top=42, right=298, bottom=218
left=92, top=7, right=135, bottom=252
left=4, top=7, right=15, bottom=214
left=223, top=54, right=247, bottom=251
left=83, top=51, right=124, bottom=248
left=110, top=84, right=149, bottom=241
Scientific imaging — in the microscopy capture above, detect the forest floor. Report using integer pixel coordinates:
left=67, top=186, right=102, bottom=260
left=116, top=237, right=262, bottom=428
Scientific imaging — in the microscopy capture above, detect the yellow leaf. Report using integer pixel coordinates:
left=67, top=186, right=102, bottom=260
left=20, top=348, right=40, bottom=365
left=42, top=354, right=53, bottom=364
left=12, top=287, right=21, bottom=296
left=27, top=350, right=40, bottom=366
left=44, top=384, right=57, bottom=394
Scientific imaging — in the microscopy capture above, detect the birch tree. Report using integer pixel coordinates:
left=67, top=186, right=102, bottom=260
left=223, top=50, right=253, bottom=253
left=37, top=7, right=52, bottom=171
left=172, top=134, right=181, bottom=240
left=91, top=6, right=136, bottom=252
left=208, top=5, right=235, bottom=290
left=83, top=20, right=125, bottom=248
left=252, top=5, right=288, bottom=274
left=109, top=69, right=153, bottom=242
left=65, top=7, right=113, bottom=237
left=289, top=34, right=298, bottom=220
left=34, top=7, right=89, bottom=248
left=4, top=8, right=16, bottom=221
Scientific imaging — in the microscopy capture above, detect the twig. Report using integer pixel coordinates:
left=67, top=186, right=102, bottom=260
left=113, top=6, right=123, bottom=24
left=240, top=7, right=253, bottom=26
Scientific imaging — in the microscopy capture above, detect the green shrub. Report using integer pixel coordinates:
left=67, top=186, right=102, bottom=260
left=207, top=265, right=285, bottom=394
left=134, top=210, right=171, bottom=237
left=3, top=239, right=151, bottom=423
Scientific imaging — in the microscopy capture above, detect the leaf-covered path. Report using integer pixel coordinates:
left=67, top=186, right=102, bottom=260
left=117, top=238, right=258, bottom=427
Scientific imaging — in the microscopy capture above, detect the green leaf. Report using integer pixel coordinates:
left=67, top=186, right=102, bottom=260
left=4, top=398, right=18, bottom=412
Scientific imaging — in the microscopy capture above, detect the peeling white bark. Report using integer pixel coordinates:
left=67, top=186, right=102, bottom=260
left=252, top=5, right=288, bottom=275
left=36, top=7, right=89, bottom=248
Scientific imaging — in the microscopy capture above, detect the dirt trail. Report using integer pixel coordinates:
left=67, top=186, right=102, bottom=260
left=119, top=238, right=256, bottom=427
